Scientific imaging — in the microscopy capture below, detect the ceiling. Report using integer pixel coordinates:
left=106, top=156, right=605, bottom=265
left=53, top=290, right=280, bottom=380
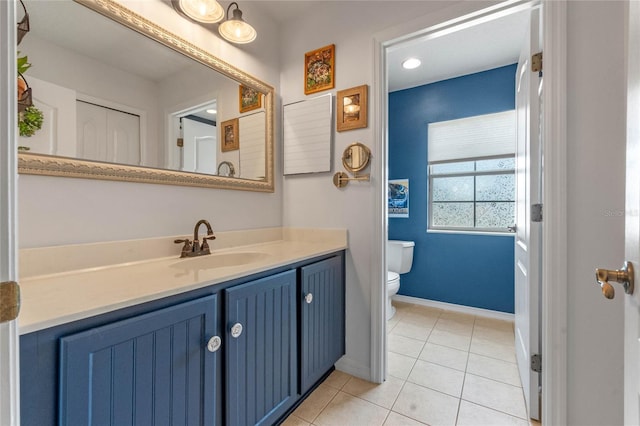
left=25, top=1, right=529, bottom=94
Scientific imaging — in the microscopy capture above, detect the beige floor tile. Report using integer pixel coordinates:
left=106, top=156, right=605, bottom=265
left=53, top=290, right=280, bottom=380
left=462, top=374, right=527, bottom=419
left=470, top=337, right=517, bottom=363
left=439, top=310, right=475, bottom=324
left=388, top=334, right=426, bottom=358
left=388, top=316, right=401, bottom=333
left=472, top=325, right=515, bottom=346
left=409, top=304, right=444, bottom=317
left=418, top=342, right=469, bottom=371
left=474, top=317, right=514, bottom=331
left=428, top=328, right=471, bottom=351
left=466, top=353, right=521, bottom=387
left=407, top=360, right=465, bottom=397
left=392, top=382, right=459, bottom=426
left=383, top=411, right=427, bottom=426
left=390, top=320, right=433, bottom=341
left=399, top=313, right=439, bottom=329
left=434, top=318, right=474, bottom=336
left=313, top=391, right=389, bottom=426
left=323, top=369, right=352, bottom=390
left=342, top=375, right=404, bottom=409
left=388, top=351, right=417, bottom=380
left=456, top=400, right=529, bottom=426
left=293, top=383, right=339, bottom=423
left=281, top=414, right=312, bottom=426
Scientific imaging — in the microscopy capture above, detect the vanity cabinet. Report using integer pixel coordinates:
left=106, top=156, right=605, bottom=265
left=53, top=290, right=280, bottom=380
left=19, top=252, right=345, bottom=426
left=225, top=271, right=297, bottom=426
left=300, top=256, right=345, bottom=394
left=58, top=295, right=220, bottom=426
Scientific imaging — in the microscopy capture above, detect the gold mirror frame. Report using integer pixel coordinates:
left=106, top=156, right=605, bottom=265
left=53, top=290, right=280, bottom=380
left=342, top=142, right=371, bottom=173
left=17, top=0, right=275, bottom=193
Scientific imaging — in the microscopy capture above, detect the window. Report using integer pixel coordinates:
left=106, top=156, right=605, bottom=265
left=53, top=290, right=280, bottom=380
left=427, top=111, right=515, bottom=233
left=429, top=157, right=515, bottom=231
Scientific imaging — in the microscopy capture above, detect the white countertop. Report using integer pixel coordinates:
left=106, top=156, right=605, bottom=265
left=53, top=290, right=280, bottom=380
left=19, top=230, right=347, bottom=335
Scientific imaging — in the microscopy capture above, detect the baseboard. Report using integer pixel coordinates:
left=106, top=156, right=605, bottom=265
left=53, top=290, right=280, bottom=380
left=392, top=295, right=514, bottom=321
left=334, top=356, right=373, bottom=382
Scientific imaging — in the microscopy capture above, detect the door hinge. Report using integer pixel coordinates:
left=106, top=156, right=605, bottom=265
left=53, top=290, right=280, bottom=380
left=177, top=138, right=184, bottom=147
left=532, top=52, right=543, bottom=72
left=531, top=204, right=543, bottom=222
left=531, top=353, right=542, bottom=373
left=0, top=281, right=21, bottom=323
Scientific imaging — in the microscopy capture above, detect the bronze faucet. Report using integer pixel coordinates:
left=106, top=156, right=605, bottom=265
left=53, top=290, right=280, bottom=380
left=174, top=219, right=216, bottom=258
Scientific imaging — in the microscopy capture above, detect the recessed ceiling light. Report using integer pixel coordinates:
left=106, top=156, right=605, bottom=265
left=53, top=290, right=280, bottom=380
left=402, top=58, right=421, bottom=70
left=206, top=109, right=217, bottom=114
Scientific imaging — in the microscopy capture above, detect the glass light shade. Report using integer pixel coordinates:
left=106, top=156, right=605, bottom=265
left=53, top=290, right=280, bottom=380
left=218, top=8, right=256, bottom=44
left=177, top=0, right=224, bottom=23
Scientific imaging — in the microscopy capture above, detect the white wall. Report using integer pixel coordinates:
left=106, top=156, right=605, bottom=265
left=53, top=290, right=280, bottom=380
left=18, top=0, right=282, bottom=248
left=566, top=1, right=626, bottom=424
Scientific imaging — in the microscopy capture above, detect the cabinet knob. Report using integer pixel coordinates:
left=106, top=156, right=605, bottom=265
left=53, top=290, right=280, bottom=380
left=305, top=293, right=313, bottom=304
left=206, top=336, right=222, bottom=352
left=230, top=322, right=243, bottom=338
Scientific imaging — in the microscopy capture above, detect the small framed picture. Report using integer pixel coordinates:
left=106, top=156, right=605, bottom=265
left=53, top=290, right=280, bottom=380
left=239, top=85, right=262, bottom=113
left=337, top=84, right=368, bottom=132
left=221, top=118, right=239, bottom=152
left=304, top=44, right=335, bottom=95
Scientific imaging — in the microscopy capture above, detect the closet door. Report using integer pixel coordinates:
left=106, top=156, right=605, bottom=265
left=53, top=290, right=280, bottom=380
left=77, top=101, right=140, bottom=165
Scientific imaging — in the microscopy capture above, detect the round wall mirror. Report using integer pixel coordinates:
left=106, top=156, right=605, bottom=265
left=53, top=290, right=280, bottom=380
left=342, top=142, right=371, bottom=173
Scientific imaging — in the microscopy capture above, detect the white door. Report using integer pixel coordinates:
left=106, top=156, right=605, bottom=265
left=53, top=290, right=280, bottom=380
left=182, top=117, right=216, bottom=174
left=1, top=0, right=20, bottom=424
left=77, top=101, right=140, bottom=165
left=625, top=1, right=640, bottom=423
left=17, top=76, right=76, bottom=157
left=514, top=7, right=541, bottom=421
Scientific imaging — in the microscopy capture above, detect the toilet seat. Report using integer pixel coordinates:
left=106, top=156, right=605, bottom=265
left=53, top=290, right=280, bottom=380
left=387, top=271, right=400, bottom=293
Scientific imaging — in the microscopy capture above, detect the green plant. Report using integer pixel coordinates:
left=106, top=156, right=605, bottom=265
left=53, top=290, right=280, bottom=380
left=17, top=52, right=31, bottom=74
left=19, top=105, right=43, bottom=137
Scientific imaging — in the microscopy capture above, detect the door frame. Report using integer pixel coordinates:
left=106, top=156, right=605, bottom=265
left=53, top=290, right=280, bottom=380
left=371, top=1, right=568, bottom=424
left=0, top=0, right=21, bottom=424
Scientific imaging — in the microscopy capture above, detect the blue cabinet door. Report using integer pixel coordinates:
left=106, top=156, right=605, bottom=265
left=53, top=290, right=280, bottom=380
left=225, top=270, right=297, bottom=426
left=300, top=256, right=345, bottom=394
left=59, top=295, right=220, bottom=426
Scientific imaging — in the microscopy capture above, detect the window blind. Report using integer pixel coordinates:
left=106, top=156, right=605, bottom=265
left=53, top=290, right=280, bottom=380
left=427, top=110, right=516, bottom=164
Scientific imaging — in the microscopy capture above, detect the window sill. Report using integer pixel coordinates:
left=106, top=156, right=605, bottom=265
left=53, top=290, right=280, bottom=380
left=427, top=229, right=515, bottom=237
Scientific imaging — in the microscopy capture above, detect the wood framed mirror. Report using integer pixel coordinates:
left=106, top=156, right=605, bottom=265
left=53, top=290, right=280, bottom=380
left=16, top=0, right=274, bottom=192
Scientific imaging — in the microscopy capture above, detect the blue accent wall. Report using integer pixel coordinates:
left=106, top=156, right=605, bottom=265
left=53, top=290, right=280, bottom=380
left=388, top=64, right=517, bottom=313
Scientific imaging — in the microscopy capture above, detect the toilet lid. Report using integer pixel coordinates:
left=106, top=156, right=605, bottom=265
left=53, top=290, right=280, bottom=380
left=388, top=271, right=399, bottom=281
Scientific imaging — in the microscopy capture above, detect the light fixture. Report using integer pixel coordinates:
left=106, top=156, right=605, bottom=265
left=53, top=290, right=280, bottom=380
left=218, top=2, right=257, bottom=44
left=171, top=0, right=224, bottom=24
left=206, top=109, right=217, bottom=114
left=402, top=58, right=421, bottom=70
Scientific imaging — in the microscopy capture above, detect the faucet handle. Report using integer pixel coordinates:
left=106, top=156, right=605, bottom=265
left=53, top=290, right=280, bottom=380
left=201, top=235, right=215, bottom=253
left=174, top=238, right=193, bottom=258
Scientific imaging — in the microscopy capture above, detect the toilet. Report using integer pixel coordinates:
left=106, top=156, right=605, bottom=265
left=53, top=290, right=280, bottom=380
left=387, top=240, right=415, bottom=320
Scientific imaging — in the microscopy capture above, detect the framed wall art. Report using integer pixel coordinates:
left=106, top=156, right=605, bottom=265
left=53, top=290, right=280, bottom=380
left=239, top=85, right=262, bottom=113
left=304, top=44, right=335, bottom=95
left=221, top=118, right=239, bottom=152
left=337, top=84, right=368, bottom=132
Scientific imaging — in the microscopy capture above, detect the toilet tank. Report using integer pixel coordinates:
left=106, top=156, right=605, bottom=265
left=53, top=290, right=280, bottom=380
left=387, top=240, right=415, bottom=274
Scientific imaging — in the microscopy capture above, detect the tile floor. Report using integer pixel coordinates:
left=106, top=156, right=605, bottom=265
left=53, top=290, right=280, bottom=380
left=282, top=301, right=541, bottom=426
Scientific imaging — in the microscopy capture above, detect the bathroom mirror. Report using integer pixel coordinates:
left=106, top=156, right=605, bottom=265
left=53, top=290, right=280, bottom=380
left=16, top=0, right=274, bottom=192
left=342, top=142, right=371, bottom=173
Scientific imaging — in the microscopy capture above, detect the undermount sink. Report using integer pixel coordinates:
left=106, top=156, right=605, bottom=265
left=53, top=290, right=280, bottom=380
left=169, top=251, right=270, bottom=270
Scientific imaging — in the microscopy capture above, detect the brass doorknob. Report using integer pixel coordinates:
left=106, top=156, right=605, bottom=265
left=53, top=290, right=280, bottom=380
left=595, top=261, right=634, bottom=299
